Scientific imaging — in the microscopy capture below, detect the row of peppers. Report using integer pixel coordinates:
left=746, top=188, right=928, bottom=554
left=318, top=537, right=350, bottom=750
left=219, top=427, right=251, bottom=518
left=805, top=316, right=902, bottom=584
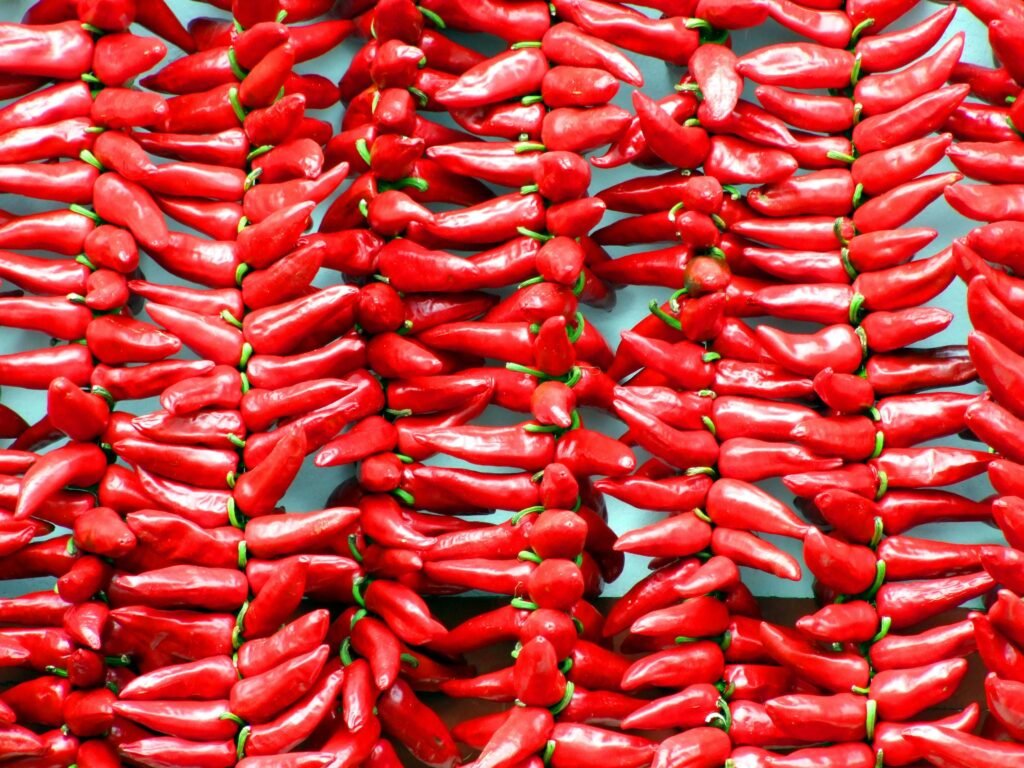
left=924, top=0, right=1024, bottom=763
left=0, top=0, right=1020, bottom=766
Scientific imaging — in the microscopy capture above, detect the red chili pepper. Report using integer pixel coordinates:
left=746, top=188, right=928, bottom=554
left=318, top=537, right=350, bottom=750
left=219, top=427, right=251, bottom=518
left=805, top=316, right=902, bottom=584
left=231, top=645, right=330, bottom=726
left=138, top=128, right=248, bottom=168
left=902, top=723, right=1024, bottom=765
left=869, top=658, right=969, bottom=722
left=0, top=726, right=44, bottom=760
left=733, top=745, right=875, bottom=768
left=875, top=571, right=995, bottom=631
left=539, top=724, right=651, bottom=768
left=374, top=678, right=459, bottom=767
left=861, top=308, right=952, bottom=356
left=232, top=426, right=305, bottom=514
left=614, top=387, right=712, bottom=431
left=420, top=0, right=549, bottom=42
left=119, top=655, right=238, bottom=702
left=161, top=83, right=243, bottom=135
left=695, top=0, right=769, bottom=28
left=553, top=0, right=698, bottom=65
left=93, top=30, right=167, bottom=85
left=108, top=564, right=248, bottom=612
left=986, top=673, right=1024, bottom=741
left=795, top=600, right=877, bottom=645
left=71, top=506, right=133, bottom=561
left=709, top=527, right=801, bottom=581
left=614, top=399, right=718, bottom=470
left=118, top=737, right=236, bottom=768
left=0, top=296, right=90, bottom=341
left=423, top=558, right=533, bottom=596
left=448, top=102, right=544, bottom=142
left=148, top=195, right=237, bottom=240
left=856, top=33, right=964, bottom=117
left=844, top=229, right=934, bottom=277
left=114, top=435, right=237, bottom=489
left=362, top=578, right=446, bottom=646
left=1, top=675, right=68, bottom=728
left=511, top=635, right=566, bottom=707
left=0, top=20, right=94, bottom=77
left=630, top=594, right=730, bottom=640
left=801, top=526, right=876, bottom=595
left=594, top=473, right=711, bottom=513
left=869, top=619, right=976, bottom=674
left=878, top=489, right=991, bottom=534
left=947, top=101, right=1020, bottom=143
left=855, top=2, right=956, bottom=73
left=947, top=141, right=1024, bottom=188
left=848, top=137, right=951, bottom=201
left=733, top=216, right=849, bottom=251
left=852, top=85, right=969, bottom=154
left=717, top=437, right=842, bottom=482
left=243, top=162, right=350, bottom=225
left=872, top=445, right=991, bottom=488
left=627, top=91, right=708, bottom=172
left=418, top=30, right=484, bottom=76
left=0, top=159, right=97, bottom=204
left=126, top=509, right=239, bottom=568
left=741, top=247, right=846, bottom=284
left=756, top=84, right=854, bottom=133
left=855, top=172, right=962, bottom=233
left=542, top=23, right=643, bottom=86
left=712, top=700, right=790, bottom=749
left=967, top=219, right=1024, bottom=272
left=62, top=684, right=114, bottom=741
left=866, top=344, right=977, bottom=395
left=948, top=179, right=1024, bottom=222
left=705, top=137, right=797, bottom=185
left=965, top=397, right=1024, bottom=464
left=592, top=92, right=696, bottom=168
left=237, top=753, right=342, bottom=768
left=15, top=443, right=106, bottom=519
left=688, top=44, right=742, bottom=125
left=761, top=622, right=869, bottom=692
left=463, top=707, right=552, bottom=768
left=436, top=48, right=548, bottom=110
left=992, top=500, right=1024, bottom=551
left=736, top=43, right=853, bottom=89
left=765, top=693, right=869, bottom=743
left=649, top=728, right=730, bottom=768
left=951, top=62, right=1018, bottom=105
left=109, top=605, right=233, bottom=667
left=707, top=100, right=800, bottom=156
left=239, top=664, right=344, bottom=757
left=91, top=87, right=170, bottom=129
left=765, top=0, right=851, bottom=46
left=756, top=324, right=861, bottom=377
left=617, top=684, right=719, bottom=731
left=431, top=605, right=524, bottom=658
left=619, top=640, right=725, bottom=691
left=142, top=46, right=236, bottom=95
left=235, top=609, right=329, bottom=680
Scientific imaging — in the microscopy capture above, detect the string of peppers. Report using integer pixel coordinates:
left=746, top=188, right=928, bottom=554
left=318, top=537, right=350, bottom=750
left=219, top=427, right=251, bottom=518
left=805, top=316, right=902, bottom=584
left=720, top=3, right=990, bottom=766
left=337, top=3, right=653, bottom=763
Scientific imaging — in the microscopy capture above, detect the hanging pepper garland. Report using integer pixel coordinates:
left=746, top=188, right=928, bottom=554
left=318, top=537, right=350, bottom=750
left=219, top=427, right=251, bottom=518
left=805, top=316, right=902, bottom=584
left=0, top=0, right=1019, bottom=765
